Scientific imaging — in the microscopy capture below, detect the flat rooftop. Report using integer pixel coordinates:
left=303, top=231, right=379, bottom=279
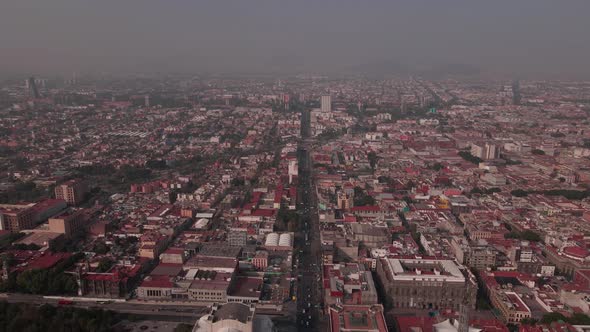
left=198, top=244, right=242, bottom=258
left=329, top=305, right=387, bottom=332
left=230, top=276, right=263, bottom=299
left=383, top=258, right=466, bottom=282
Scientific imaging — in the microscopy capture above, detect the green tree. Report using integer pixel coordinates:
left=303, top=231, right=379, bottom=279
left=540, top=312, right=567, bottom=324
left=93, top=241, right=109, bottom=255
left=10, top=243, right=40, bottom=251
left=0, top=232, right=26, bottom=250
left=377, top=176, right=391, bottom=184
left=541, top=189, right=589, bottom=200
left=0, top=302, right=124, bottom=332
left=119, top=165, right=152, bottom=181
left=169, top=190, right=178, bottom=204
left=470, top=187, right=483, bottom=195
left=231, top=178, right=245, bottom=187
left=368, top=151, right=378, bottom=169
left=569, top=313, right=590, bottom=325
left=521, top=230, right=542, bottom=242
left=504, top=230, right=541, bottom=242
left=174, top=324, right=194, bottom=332
left=287, top=220, right=298, bottom=232
left=504, top=231, right=520, bottom=239
left=96, top=257, right=114, bottom=273
left=510, top=189, right=529, bottom=197
left=520, top=318, right=538, bottom=325
left=76, top=164, right=116, bottom=176
left=145, top=159, right=167, bottom=169
left=16, top=269, right=48, bottom=294
left=458, top=151, right=483, bottom=164
left=432, top=163, right=444, bottom=171
left=353, top=187, right=376, bottom=206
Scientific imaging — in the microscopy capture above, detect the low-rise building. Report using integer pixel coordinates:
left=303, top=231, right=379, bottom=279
left=323, top=263, right=378, bottom=306
left=376, top=257, right=477, bottom=310
left=329, top=304, right=388, bottom=332
left=48, top=209, right=88, bottom=238
left=194, top=303, right=257, bottom=332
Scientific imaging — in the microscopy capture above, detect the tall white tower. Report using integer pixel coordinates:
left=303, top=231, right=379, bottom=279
left=288, top=159, right=298, bottom=184
left=321, top=95, right=331, bottom=113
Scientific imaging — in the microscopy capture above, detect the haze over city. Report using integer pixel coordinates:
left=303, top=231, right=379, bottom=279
left=2, top=0, right=590, bottom=78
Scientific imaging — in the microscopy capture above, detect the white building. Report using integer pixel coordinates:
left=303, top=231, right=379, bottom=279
left=194, top=303, right=263, bottom=332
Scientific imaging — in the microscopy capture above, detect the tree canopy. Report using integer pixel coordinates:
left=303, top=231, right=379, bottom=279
left=367, top=151, right=378, bottom=169
left=537, top=312, right=590, bottom=325
left=0, top=302, right=125, bottom=332
left=353, top=186, right=376, bottom=206
left=458, top=151, right=483, bottom=164
left=0, top=252, right=83, bottom=295
left=504, top=230, right=542, bottom=242
left=510, top=189, right=529, bottom=197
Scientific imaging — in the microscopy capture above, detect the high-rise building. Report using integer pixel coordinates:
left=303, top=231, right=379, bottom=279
left=321, top=95, right=331, bottom=112
left=0, top=205, right=35, bottom=232
left=471, top=143, right=499, bottom=160
left=484, top=143, right=500, bottom=160
left=512, top=79, right=521, bottom=105
left=48, top=209, right=87, bottom=238
left=400, top=96, right=407, bottom=114
left=55, top=179, right=89, bottom=206
left=26, top=76, right=40, bottom=98
left=470, top=144, right=484, bottom=159
left=282, top=93, right=290, bottom=110
left=67, top=72, right=78, bottom=85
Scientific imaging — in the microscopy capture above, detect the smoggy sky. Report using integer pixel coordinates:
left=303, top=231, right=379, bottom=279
left=1, top=0, right=589, bottom=78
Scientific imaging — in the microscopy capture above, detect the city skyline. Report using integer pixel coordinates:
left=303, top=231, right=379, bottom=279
left=3, top=2, right=590, bottom=331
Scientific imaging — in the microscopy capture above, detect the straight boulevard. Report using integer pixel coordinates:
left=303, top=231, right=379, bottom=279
left=295, top=109, right=324, bottom=331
